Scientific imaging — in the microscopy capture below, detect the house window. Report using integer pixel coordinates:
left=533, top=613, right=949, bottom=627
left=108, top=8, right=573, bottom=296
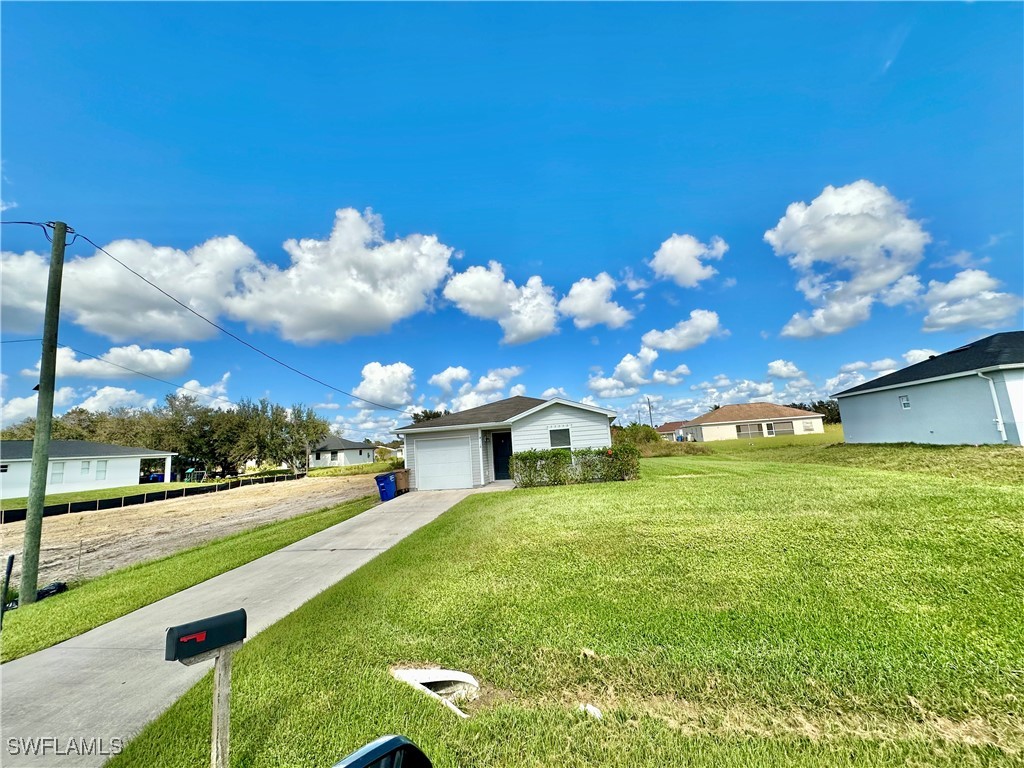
left=96, top=460, right=107, bottom=480
left=549, top=428, right=571, bottom=448
left=899, top=395, right=911, bottom=410
left=802, top=420, right=814, bottom=432
left=736, top=423, right=764, bottom=438
left=0, top=464, right=7, bottom=473
left=331, top=450, right=338, bottom=461
left=81, top=460, right=91, bottom=476
left=765, top=423, right=776, bottom=437
left=51, top=462, right=65, bottom=484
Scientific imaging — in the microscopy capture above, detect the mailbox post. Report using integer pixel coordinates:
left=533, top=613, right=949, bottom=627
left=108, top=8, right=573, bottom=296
left=166, top=609, right=247, bottom=768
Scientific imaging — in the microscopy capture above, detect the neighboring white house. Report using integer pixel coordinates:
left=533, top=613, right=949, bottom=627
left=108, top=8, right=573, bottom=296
left=679, top=403, right=825, bottom=442
left=834, top=331, right=1023, bottom=445
left=656, top=420, right=691, bottom=441
left=395, top=396, right=617, bottom=491
left=308, top=435, right=377, bottom=468
left=0, top=440, right=177, bottom=500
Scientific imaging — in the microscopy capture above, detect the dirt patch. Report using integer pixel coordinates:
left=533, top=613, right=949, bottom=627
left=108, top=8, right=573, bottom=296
left=471, top=689, right=1022, bottom=753
left=0, top=475, right=376, bottom=585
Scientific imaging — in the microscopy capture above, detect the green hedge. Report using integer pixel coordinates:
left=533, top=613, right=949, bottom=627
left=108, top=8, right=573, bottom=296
left=509, top=445, right=640, bottom=487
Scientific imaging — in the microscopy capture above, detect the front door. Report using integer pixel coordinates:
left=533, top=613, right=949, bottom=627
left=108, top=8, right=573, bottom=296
left=492, top=432, right=513, bottom=480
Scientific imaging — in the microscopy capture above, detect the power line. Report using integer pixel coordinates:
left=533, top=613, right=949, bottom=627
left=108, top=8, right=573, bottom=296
left=2, top=339, right=395, bottom=439
left=76, top=231, right=418, bottom=417
left=2, top=221, right=419, bottom=419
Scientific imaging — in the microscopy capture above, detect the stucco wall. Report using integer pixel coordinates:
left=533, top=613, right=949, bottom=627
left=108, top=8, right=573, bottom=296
left=1, top=456, right=144, bottom=500
left=838, top=373, right=1018, bottom=445
left=684, top=417, right=823, bottom=442
left=511, top=404, right=612, bottom=452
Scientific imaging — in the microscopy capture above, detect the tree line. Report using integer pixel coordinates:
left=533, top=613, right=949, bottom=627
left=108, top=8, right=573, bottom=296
left=0, top=395, right=333, bottom=475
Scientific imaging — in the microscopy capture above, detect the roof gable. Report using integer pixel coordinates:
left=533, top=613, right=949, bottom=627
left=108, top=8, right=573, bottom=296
left=834, top=331, right=1024, bottom=397
left=313, top=435, right=372, bottom=452
left=656, top=420, right=689, bottom=432
left=396, top=396, right=615, bottom=432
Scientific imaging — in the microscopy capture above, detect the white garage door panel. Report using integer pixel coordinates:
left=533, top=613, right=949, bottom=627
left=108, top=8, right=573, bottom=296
left=415, top=437, right=474, bottom=490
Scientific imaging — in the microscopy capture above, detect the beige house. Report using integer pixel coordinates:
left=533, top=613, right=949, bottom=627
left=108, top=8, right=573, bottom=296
left=680, top=403, right=825, bottom=442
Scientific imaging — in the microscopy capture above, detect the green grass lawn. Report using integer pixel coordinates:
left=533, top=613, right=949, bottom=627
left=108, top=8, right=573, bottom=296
left=308, top=461, right=395, bottom=478
left=0, top=495, right=376, bottom=662
left=111, top=453, right=1024, bottom=767
left=0, top=481, right=204, bottom=511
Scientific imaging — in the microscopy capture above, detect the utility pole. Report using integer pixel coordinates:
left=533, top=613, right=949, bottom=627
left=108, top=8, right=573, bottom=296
left=646, top=397, right=654, bottom=427
left=21, top=221, right=68, bottom=605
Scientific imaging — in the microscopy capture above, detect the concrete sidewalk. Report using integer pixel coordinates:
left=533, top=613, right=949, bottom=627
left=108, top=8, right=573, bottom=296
left=1, top=486, right=503, bottom=767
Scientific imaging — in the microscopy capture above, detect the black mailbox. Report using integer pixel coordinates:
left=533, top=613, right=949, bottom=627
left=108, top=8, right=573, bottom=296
left=165, top=609, right=247, bottom=662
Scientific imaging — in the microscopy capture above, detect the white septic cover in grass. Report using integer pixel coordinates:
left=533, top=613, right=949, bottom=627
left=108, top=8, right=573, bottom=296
left=390, top=667, right=480, bottom=719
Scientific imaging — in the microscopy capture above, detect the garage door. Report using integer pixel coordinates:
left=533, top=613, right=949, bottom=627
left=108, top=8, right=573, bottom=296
left=415, top=436, right=474, bottom=490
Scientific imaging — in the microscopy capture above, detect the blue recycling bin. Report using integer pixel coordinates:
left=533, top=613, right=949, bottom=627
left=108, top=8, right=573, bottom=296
left=375, top=473, right=397, bottom=502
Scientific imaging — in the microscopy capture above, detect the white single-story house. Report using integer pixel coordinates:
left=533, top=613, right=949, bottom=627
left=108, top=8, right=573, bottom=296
left=308, top=435, right=377, bottom=468
left=395, top=396, right=617, bottom=491
left=834, top=331, right=1023, bottom=445
left=656, top=420, right=691, bottom=441
left=0, top=440, right=177, bottom=500
left=679, top=403, right=825, bottom=442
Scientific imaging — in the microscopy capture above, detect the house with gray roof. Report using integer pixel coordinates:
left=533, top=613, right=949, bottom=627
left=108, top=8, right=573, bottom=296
left=395, top=396, right=617, bottom=490
left=0, top=440, right=177, bottom=500
left=833, top=331, right=1023, bottom=445
left=308, top=435, right=377, bottom=469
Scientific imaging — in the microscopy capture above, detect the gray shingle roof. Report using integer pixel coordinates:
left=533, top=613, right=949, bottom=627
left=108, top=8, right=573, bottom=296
left=313, top=435, right=373, bottom=452
left=0, top=440, right=176, bottom=461
left=397, top=396, right=548, bottom=431
left=834, top=331, right=1023, bottom=397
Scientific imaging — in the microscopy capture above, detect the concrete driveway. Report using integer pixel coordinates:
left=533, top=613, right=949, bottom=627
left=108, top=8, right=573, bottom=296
left=1, top=486, right=505, bottom=767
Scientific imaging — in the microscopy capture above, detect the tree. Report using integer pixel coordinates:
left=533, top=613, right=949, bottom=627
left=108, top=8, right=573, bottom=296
left=281, top=404, right=329, bottom=472
left=613, top=422, right=662, bottom=445
left=412, top=409, right=451, bottom=424
left=786, top=399, right=842, bottom=424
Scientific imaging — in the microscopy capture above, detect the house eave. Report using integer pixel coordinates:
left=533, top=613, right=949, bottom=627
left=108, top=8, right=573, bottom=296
left=395, top=421, right=509, bottom=436
left=832, top=364, right=1024, bottom=399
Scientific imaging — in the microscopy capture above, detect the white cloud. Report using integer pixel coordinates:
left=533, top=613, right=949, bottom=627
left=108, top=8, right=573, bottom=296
left=177, top=372, right=232, bottom=409
left=314, top=402, right=340, bottom=410
left=0, top=199, right=16, bottom=212
left=903, top=348, right=938, bottom=365
left=0, top=386, right=78, bottom=428
left=781, top=295, right=875, bottom=339
left=557, top=272, right=633, bottom=329
left=509, top=383, right=527, bottom=397
left=648, top=234, right=728, bottom=288
left=353, top=362, right=415, bottom=409
left=767, top=359, right=803, bottom=379
left=3, top=209, right=455, bottom=345
left=78, top=386, right=156, bottom=412
left=227, top=208, right=454, bottom=343
left=71, top=236, right=258, bottom=341
left=931, top=250, right=990, bottom=269
left=474, top=366, right=524, bottom=393
left=541, top=386, right=568, bottom=399
left=444, top=261, right=559, bottom=344
left=694, top=378, right=775, bottom=408
left=587, top=346, right=691, bottom=398
left=428, top=366, right=471, bottom=393
left=621, top=268, right=650, bottom=292
left=332, top=408, right=401, bottom=443
left=641, top=309, right=726, bottom=351
left=766, top=180, right=930, bottom=337
left=0, top=250, right=50, bottom=333
left=21, top=345, right=192, bottom=380
left=920, top=269, right=1024, bottom=332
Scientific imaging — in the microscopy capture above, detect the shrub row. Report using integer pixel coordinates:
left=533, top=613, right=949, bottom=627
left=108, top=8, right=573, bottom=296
left=509, top=445, right=640, bottom=487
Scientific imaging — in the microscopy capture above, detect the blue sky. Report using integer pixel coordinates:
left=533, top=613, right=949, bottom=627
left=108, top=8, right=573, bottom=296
left=2, top=3, right=1022, bottom=440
